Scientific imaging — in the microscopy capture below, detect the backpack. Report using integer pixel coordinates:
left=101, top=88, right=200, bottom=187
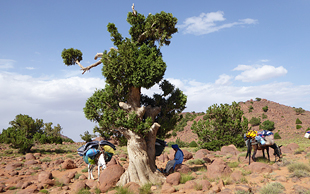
left=155, top=139, right=167, bottom=156
left=77, top=140, right=116, bottom=164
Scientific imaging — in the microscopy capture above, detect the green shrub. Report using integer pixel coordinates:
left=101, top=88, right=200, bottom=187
left=262, top=106, right=268, bottom=112
left=259, top=182, right=285, bottom=194
left=296, top=125, right=302, bottom=129
left=255, top=97, right=261, bottom=101
left=187, top=159, right=205, bottom=165
left=139, top=183, right=152, bottom=194
left=167, top=138, right=188, bottom=148
left=115, top=186, right=134, bottom=194
left=249, top=117, right=261, bottom=126
left=287, top=162, right=310, bottom=172
left=294, top=107, right=305, bottom=115
left=180, top=173, right=193, bottom=184
left=39, top=189, right=49, bottom=193
left=262, top=113, right=267, bottom=119
left=249, top=105, right=254, bottom=112
left=189, top=141, right=198, bottom=147
left=77, top=188, right=91, bottom=194
left=296, top=118, right=302, bottom=124
left=172, top=131, right=177, bottom=137
left=274, top=132, right=281, bottom=139
left=259, top=120, right=275, bottom=131
left=80, top=131, right=96, bottom=143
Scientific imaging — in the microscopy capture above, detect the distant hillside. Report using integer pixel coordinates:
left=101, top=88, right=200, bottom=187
left=166, top=99, right=310, bottom=143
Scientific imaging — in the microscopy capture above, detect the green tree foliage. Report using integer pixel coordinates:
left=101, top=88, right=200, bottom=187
left=262, top=113, right=268, bottom=119
left=0, top=114, right=64, bottom=153
left=296, top=118, right=302, bottom=124
left=191, top=102, right=248, bottom=151
left=249, top=117, right=261, bottom=126
left=80, top=131, right=96, bottom=142
left=255, top=97, right=261, bottom=101
left=248, top=105, right=254, bottom=113
left=78, top=11, right=186, bottom=140
left=259, top=120, right=275, bottom=131
left=189, top=141, right=198, bottom=147
left=294, top=107, right=305, bottom=115
left=296, top=125, right=302, bottom=129
left=274, top=132, right=281, bottom=139
left=262, top=106, right=268, bottom=112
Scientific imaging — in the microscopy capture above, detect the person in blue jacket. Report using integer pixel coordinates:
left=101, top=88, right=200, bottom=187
left=162, top=144, right=184, bottom=174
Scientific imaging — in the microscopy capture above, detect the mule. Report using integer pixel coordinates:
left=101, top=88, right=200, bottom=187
left=245, top=138, right=282, bottom=165
left=88, top=152, right=107, bottom=180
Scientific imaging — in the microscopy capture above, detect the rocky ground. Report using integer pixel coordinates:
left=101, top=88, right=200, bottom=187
left=0, top=137, right=310, bottom=194
left=0, top=99, right=309, bottom=194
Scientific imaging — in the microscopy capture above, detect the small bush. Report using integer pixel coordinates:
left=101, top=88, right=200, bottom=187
left=287, top=163, right=310, bottom=172
left=39, top=189, right=49, bottom=194
left=259, top=120, right=275, bottom=131
left=296, top=118, right=302, bottom=124
left=180, top=173, right=193, bottom=184
left=248, top=105, right=254, bottom=112
left=296, top=125, right=302, bottom=129
left=259, top=182, right=285, bottom=194
left=262, top=106, right=268, bottom=112
left=172, top=131, right=177, bottom=137
left=274, top=132, right=281, bottom=139
left=256, top=97, right=261, bottom=101
left=227, top=161, right=239, bottom=168
left=262, top=113, right=267, bottom=119
left=189, top=141, right=198, bottom=147
left=114, top=186, right=134, bottom=194
left=249, top=117, right=261, bottom=126
left=290, top=169, right=310, bottom=178
left=139, top=183, right=152, bottom=194
left=294, top=107, right=305, bottom=115
left=187, top=159, right=205, bottom=165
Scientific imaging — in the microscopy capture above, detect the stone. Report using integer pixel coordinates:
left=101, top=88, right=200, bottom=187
left=166, top=172, right=181, bottom=185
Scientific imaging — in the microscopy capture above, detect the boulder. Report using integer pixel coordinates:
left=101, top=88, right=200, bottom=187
left=166, top=172, right=181, bottom=185
left=247, top=162, right=273, bottom=174
left=124, top=182, right=140, bottom=193
left=71, top=180, right=87, bottom=193
left=175, top=164, right=191, bottom=174
left=38, top=171, right=53, bottom=183
left=182, top=150, right=193, bottom=160
left=231, top=170, right=243, bottom=182
left=25, top=153, right=36, bottom=160
left=5, top=163, right=23, bottom=171
left=61, top=159, right=77, bottom=169
left=221, top=145, right=240, bottom=156
left=183, top=180, right=197, bottom=190
left=206, top=159, right=232, bottom=179
left=161, top=182, right=175, bottom=193
left=99, top=164, right=125, bottom=193
left=194, top=149, right=210, bottom=159
left=198, top=179, right=211, bottom=190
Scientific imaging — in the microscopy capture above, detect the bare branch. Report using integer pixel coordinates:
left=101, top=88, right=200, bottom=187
left=132, top=3, right=137, bottom=16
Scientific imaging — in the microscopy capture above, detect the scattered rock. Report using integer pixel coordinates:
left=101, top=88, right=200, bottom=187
left=99, top=164, right=125, bottom=193
left=206, top=159, right=232, bottom=179
left=166, top=172, right=180, bottom=185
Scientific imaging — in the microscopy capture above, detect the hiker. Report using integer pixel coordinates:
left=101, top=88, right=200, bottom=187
left=161, top=144, right=184, bottom=174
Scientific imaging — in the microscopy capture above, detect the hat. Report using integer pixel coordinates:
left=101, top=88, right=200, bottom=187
left=171, top=144, right=179, bottom=149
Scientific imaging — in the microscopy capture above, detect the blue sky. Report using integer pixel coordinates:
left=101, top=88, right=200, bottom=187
left=1, top=0, right=310, bottom=142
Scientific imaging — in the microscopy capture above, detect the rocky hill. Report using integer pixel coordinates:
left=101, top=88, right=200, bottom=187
left=166, top=98, right=310, bottom=143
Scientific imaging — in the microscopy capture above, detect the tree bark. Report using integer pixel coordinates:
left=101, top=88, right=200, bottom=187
left=117, top=85, right=164, bottom=186
left=117, top=126, right=165, bottom=186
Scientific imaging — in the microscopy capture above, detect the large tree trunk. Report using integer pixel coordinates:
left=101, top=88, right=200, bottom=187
left=117, top=127, right=165, bottom=186
left=117, top=86, right=164, bottom=186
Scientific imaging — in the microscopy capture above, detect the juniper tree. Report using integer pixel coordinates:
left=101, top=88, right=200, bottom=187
left=191, top=102, right=248, bottom=151
left=61, top=5, right=186, bottom=185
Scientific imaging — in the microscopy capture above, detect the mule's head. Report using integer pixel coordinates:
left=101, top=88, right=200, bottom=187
left=274, top=144, right=282, bottom=159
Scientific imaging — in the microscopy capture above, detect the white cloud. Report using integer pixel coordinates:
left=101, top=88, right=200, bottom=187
left=0, top=71, right=105, bottom=142
left=215, top=74, right=233, bottom=85
left=178, top=11, right=257, bottom=35
left=144, top=78, right=310, bottom=113
left=233, top=65, right=288, bottom=82
left=0, top=59, right=15, bottom=69
left=26, top=67, right=35, bottom=70
left=2, top=71, right=309, bottom=142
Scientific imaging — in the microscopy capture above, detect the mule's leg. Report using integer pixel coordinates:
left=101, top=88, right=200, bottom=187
left=98, top=164, right=100, bottom=179
left=252, top=145, right=257, bottom=162
left=262, top=148, right=265, bottom=159
left=88, top=164, right=90, bottom=180
left=266, top=147, right=270, bottom=161
left=89, top=165, right=95, bottom=180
